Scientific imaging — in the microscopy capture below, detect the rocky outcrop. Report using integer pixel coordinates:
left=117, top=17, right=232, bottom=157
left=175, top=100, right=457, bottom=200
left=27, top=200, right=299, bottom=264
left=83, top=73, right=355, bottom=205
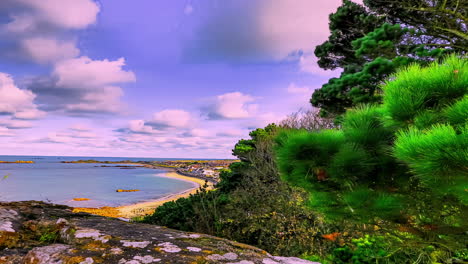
left=0, top=201, right=319, bottom=264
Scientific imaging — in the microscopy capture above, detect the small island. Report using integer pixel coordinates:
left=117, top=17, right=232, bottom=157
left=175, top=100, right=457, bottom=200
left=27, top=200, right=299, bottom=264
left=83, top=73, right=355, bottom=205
left=0, top=160, right=34, bottom=164
left=61, top=159, right=238, bottom=183
left=72, top=198, right=90, bottom=201
left=116, top=189, right=140, bottom=192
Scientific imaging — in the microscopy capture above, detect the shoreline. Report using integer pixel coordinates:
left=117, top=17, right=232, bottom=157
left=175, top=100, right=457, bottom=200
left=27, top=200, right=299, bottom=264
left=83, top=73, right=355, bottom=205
left=72, top=170, right=214, bottom=219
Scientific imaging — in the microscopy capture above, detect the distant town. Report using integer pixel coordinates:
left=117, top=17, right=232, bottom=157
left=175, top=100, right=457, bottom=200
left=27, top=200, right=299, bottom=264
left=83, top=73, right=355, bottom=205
left=61, top=159, right=238, bottom=183
left=151, top=160, right=237, bottom=182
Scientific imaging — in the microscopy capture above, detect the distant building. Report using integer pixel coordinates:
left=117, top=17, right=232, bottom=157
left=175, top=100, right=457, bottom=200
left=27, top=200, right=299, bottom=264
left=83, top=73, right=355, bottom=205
left=203, top=169, right=215, bottom=176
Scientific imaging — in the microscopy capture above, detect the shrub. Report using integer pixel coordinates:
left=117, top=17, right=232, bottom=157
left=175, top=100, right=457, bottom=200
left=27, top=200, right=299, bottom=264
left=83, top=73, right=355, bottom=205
left=275, top=55, right=467, bottom=261
left=394, top=124, right=468, bottom=202
left=382, top=55, right=467, bottom=123
left=444, top=95, right=468, bottom=128
left=275, top=129, right=345, bottom=191
left=342, top=105, right=393, bottom=148
left=142, top=124, right=330, bottom=256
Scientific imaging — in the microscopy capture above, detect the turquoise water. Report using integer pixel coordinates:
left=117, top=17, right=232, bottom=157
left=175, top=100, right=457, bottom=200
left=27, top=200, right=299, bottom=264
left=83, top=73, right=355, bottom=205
left=0, top=155, right=196, bottom=207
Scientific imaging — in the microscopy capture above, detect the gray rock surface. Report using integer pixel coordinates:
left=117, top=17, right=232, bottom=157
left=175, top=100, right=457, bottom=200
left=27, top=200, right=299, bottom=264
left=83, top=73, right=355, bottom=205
left=0, top=201, right=320, bottom=264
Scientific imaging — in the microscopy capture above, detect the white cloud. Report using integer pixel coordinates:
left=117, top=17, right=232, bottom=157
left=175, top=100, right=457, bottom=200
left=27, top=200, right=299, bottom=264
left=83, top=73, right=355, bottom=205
left=0, top=119, right=33, bottom=129
left=40, top=133, right=74, bottom=144
left=0, top=73, right=35, bottom=113
left=57, top=131, right=96, bottom=139
left=14, top=108, right=46, bottom=120
left=216, top=128, right=246, bottom=138
left=187, top=0, right=346, bottom=62
left=287, top=83, right=313, bottom=95
left=69, top=124, right=90, bottom=131
left=26, top=56, right=135, bottom=114
left=128, top=120, right=157, bottom=134
left=54, top=57, right=135, bottom=89
left=284, top=82, right=317, bottom=113
left=149, top=109, right=193, bottom=128
left=256, top=0, right=342, bottom=59
left=207, top=92, right=258, bottom=119
left=0, top=127, right=14, bottom=137
left=0, top=73, right=44, bottom=120
left=21, top=37, right=79, bottom=64
left=35, top=126, right=100, bottom=144
left=1, top=1, right=137, bottom=116
left=4, top=0, right=99, bottom=33
left=50, top=57, right=135, bottom=114
left=243, top=112, right=284, bottom=129
left=258, top=0, right=362, bottom=59
left=63, top=86, right=125, bottom=114
left=183, top=128, right=213, bottom=138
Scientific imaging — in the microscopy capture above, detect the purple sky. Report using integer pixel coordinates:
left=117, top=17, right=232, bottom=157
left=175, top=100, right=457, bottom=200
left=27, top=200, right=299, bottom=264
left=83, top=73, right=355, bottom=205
left=0, top=0, right=359, bottom=158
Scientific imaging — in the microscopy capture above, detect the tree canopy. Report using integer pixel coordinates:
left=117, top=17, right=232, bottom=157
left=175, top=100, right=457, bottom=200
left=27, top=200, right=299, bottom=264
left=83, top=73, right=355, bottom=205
left=312, top=0, right=467, bottom=116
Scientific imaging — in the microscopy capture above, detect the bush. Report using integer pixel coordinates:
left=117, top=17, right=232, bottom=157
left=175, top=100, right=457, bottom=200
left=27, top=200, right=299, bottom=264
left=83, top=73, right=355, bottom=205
left=394, top=124, right=468, bottom=202
left=142, top=124, right=330, bottom=256
left=445, top=95, right=468, bottom=128
left=275, top=55, right=467, bottom=262
left=143, top=55, right=467, bottom=262
left=275, top=129, right=345, bottom=189
left=342, top=105, right=393, bottom=148
left=382, top=55, right=467, bottom=123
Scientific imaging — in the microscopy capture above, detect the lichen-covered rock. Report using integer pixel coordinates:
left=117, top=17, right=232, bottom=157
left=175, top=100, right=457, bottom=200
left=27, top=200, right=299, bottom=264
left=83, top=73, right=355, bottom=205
left=0, top=201, right=320, bottom=264
left=23, top=244, right=71, bottom=264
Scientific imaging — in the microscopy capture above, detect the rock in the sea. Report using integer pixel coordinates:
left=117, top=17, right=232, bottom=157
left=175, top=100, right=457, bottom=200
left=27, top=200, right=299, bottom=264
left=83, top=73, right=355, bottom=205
left=0, top=201, right=320, bottom=264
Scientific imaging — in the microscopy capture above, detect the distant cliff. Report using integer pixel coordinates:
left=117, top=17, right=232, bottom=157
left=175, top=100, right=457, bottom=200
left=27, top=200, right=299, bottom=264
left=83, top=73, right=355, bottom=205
left=0, top=201, right=319, bottom=264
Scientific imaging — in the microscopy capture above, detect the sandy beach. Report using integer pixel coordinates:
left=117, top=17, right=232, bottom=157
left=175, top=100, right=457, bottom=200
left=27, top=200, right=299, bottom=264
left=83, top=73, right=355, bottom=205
left=72, top=170, right=214, bottom=219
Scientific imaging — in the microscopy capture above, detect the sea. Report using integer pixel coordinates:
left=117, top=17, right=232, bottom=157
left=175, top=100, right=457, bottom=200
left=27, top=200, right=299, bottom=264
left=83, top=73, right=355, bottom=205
left=0, top=155, right=197, bottom=208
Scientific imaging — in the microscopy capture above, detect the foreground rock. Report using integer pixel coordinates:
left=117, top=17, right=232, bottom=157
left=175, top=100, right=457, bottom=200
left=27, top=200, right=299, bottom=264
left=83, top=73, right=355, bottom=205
left=0, top=201, right=319, bottom=264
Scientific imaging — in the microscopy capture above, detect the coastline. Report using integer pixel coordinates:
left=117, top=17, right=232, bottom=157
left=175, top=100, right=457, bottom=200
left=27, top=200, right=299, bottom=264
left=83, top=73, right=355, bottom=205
left=72, top=170, right=214, bottom=219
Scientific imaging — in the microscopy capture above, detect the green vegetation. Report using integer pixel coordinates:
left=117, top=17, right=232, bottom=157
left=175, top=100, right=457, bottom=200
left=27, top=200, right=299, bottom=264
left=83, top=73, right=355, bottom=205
left=312, top=0, right=466, bottom=116
left=142, top=124, right=333, bottom=256
left=143, top=56, right=467, bottom=263
left=277, top=56, right=467, bottom=263
left=141, top=1, right=467, bottom=262
left=38, top=227, right=60, bottom=243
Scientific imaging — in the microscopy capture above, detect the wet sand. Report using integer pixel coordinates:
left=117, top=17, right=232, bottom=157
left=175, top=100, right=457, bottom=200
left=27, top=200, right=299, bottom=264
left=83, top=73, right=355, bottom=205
left=72, top=171, right=214, bottom=219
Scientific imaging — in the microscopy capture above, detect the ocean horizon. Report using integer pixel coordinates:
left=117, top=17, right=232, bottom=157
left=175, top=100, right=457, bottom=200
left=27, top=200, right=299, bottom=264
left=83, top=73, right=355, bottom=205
left=0, top=155, right=198, bottom=208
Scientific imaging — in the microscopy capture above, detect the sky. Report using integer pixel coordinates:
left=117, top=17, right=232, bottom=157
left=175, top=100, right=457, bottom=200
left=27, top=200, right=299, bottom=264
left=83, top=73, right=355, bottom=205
left=0, top=0, right=360, bottom=159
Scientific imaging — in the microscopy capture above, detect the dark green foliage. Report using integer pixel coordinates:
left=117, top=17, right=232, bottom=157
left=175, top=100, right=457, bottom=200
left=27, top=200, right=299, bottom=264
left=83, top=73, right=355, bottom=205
left=341, top=105, right=393, bottom=147
left=382, top=56, right=468, bottom=203
left=281, top=55, right=467, bottom=214
left=275, top=129, right=345, bottom=189
left=143, top=55, right=467, bottom=262
left=277, top=101, right=409, bottom=220
left=141, top=195, right=196, bottom=231
left=394, top=125, right=468, bottom=202
left=232, top=124, right=278, bottom=161
left=364, top=0, right=468, bottom=52
left=277, top=56, right=467, bottom=262
left=312, top=0, right=463, bottom=115
left=382, top=56, right=467, bottom=123
left=328, top=143, right=374, bottom=183
left=142, top=123, right=332, bottom=256
left=445, top=95, right=468, bottom=127
left=352, top=24, right=410, bottom=59
left=216, top=162, right=249, bottom=193
left=314, top=0, right=382, bottom=70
